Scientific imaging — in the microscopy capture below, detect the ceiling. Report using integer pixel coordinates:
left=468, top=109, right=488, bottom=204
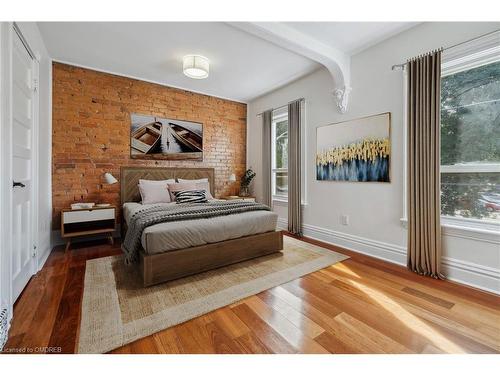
left=38, top=22, right=417, bottom=102
left=284, top=22, right=418, bottom=55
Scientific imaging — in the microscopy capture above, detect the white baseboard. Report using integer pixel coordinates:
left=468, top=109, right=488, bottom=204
left=442, top=257, right=500, bottom=295
left=302, top=221, right=407, bottom=266
left=36, top=231, right=52, bottom=272
left=37, top=245, right=52, bottom=272
left=278, top=218, right=500, bottom=295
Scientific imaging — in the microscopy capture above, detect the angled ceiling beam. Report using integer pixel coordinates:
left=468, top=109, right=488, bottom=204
left=229, top=22, right=351, bottom=113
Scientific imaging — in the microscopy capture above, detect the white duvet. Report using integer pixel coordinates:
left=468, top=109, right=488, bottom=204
left=123, top=202, right=278, bottom=254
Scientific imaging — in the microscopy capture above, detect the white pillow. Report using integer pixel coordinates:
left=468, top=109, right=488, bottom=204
left=139, top=179, right=175, bottom=185
left=177, top=178, right=209, bottom=183
left=138, top=179, right=175, bottom=204
left=177, top=178, right=213, bottom=199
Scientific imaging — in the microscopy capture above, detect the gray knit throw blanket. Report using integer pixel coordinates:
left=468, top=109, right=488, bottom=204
left=122, top=200, right=271, bottom=264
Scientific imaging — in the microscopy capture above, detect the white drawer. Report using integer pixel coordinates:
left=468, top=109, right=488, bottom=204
left=63, top=208, right=115, bottom=224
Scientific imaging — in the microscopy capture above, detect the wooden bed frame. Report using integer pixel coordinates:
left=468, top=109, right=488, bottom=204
left=120, top=166, right=283, bottom=287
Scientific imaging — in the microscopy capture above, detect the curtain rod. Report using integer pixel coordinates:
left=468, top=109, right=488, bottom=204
left=391, top=29, right=500, bottom=71
left=255, top=97, right=305, bottom=117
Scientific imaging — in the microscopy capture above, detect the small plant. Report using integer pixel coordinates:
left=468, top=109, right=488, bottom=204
left=241, top=168, right=256, bottom=187
left=239, top=168, right=256, bottom=197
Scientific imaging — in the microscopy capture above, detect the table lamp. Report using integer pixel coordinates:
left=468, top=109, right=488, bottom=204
left=97, top=172, right=118, bottom=207
left=228, top=173, right=238, bottom=198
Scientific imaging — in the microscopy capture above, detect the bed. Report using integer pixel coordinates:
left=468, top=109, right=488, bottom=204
left=120, top=166, right=283, bottom=286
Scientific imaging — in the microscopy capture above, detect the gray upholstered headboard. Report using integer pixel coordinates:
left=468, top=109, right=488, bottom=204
left=120, top=166, right=215, bottom=205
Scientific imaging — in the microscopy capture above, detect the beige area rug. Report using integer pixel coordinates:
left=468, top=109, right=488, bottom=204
left=78, top=236, right=348, bottom=353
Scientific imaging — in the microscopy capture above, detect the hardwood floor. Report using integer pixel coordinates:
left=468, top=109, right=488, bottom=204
left=3, top=233, right=499, bottom=354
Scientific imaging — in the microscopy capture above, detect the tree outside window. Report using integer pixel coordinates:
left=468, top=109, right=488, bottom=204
left=272, top=114, right=288, bottom=198
left=441, top=61, right=500, bottom=222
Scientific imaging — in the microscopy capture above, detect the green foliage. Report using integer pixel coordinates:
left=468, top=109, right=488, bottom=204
left=275, top=120, right=288, bottom=169
left=441, top=173, right=499, bottom=219
left=440, top=61, right=500, bottom=221
left=441, top=61, right=500, bottom=165
left=241, top=168, right=256, bottom=187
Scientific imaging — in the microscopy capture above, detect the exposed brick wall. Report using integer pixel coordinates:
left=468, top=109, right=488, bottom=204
left=52, top=62, right=247, bottom=228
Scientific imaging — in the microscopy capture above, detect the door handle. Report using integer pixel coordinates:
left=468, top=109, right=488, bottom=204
left=13, top=181, right=26, bottom=188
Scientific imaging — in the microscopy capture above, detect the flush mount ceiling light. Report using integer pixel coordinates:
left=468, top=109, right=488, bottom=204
left=183, top=55, right=209, bottom=79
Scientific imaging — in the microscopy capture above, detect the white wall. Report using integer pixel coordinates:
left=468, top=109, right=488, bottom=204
left=0, top=22, right=52, bottom=329
left=247, top=22, right=500, bottom=294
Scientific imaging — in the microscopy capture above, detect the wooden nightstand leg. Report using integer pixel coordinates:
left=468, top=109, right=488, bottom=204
left=65, top=239, right=71, bottom=252
left=109, top=235, right=114, bottom=245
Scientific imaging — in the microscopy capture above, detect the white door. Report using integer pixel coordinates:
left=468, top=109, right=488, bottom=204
left=11, top=30, right=36, bottom=301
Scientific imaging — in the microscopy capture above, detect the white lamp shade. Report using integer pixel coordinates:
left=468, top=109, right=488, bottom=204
left=183, top=55, right=209, bottom=79
left=104, top=172, right=118, bottom=185
left=228, top=173, right=236, bottom=182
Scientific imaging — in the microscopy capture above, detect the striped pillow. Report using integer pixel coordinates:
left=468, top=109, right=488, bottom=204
left=173, top=189, right=208, bottom=204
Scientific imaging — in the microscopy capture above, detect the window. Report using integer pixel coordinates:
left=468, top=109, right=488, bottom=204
left=440, top=59, right=500, bottom=224
left=401, top=33, right=500, bottom=234
left=271, top=108, right=288, bottom=199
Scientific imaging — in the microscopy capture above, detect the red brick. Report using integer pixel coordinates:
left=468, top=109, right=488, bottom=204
left=52, top=62, right=247, bottom=228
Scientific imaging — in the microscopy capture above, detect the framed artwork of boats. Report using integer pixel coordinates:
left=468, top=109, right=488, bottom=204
left=130, top=114, right=203, bottom=160
left=316, top=112, right=391, bottom=182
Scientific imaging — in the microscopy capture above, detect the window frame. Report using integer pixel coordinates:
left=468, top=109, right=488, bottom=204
left=271, top=108, right=288, bottom=201
left=401, top=32, right=500, bottom=238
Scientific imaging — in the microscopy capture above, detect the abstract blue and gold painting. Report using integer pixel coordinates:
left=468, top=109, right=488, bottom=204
left=316, top=113, right=391, bottom=182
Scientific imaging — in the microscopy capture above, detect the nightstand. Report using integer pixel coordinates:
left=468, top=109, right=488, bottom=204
left=220, top=196, right=256, bottom=202
left=61, top=206, right=117, bottom=251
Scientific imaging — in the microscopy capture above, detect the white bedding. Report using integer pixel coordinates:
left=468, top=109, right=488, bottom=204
left=123, top=202, right=278, bottom=254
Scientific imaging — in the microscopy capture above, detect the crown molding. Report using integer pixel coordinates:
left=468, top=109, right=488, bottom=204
left=229, top=22, right=351, bottom=113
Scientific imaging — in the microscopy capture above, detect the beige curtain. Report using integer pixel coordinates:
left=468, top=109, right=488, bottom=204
left=261, top=110, right=273, bottom=207
left=288, top=99, right=302, bottom=235
left=407, top=49, right=444, bottom=279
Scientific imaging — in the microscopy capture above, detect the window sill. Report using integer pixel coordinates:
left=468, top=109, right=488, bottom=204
left=272, top=197, right=288, bottom=204
left=272, top=198, right=308, bottom=207
left=400, top=217, right=500, bottom=244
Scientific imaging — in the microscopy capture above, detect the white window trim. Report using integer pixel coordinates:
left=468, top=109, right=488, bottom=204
left=441, top=164, right=500, bottom=173
left=270, top=102, right=307, bottom=206
left=271, top=109, right=288, bottom=201
left=441, top=31, right=500, bottom=77
left=271, top=168, right=288, bottom=201
left=401, top=32, right=500, bottom=241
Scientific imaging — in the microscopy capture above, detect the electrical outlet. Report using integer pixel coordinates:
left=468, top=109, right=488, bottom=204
left=341, top=215, right=349, bottom=225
